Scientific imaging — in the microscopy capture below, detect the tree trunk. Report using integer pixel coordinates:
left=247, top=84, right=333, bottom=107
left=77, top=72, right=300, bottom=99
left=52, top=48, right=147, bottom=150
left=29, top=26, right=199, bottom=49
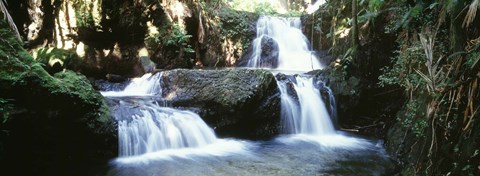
left=449, top=0, right=467, bottom=76
left=449, top=0, right=466, bottom=53
left=351, top=0, right=360, bottom=66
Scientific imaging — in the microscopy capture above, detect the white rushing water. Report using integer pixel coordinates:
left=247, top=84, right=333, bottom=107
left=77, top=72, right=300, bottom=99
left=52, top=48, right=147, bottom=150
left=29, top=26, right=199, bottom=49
left=247, top=16, right=322, bottom=71
left=118, top=105, right=217, bottom=157
left=101, top=73, right=162, bottom=97
left=246, top=16, right=334, bottom=136
left=103, top=14, right=394, bottom=175
left=101, top=73, right=249, bottom=160
left=306, top=0, right=327, bottom=14
left=277, top=76, right=335, bottom=135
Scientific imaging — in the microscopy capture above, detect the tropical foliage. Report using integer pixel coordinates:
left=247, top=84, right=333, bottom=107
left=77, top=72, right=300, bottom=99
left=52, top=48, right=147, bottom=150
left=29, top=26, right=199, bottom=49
left=348, top=0, right=479, bottom=175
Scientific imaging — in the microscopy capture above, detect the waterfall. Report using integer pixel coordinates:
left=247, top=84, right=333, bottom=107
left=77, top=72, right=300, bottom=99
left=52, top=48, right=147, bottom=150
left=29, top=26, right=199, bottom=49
left=277, top=76, right=335, bottom=135
left=101, top=73, right=219, bottom=157
left=101, top=73, right=163, bottom=97
left=117, top=103, right=217, bottom=157
left=246, top=16, right=336, bottom=136
left=247, top=16, right=322, bottom=71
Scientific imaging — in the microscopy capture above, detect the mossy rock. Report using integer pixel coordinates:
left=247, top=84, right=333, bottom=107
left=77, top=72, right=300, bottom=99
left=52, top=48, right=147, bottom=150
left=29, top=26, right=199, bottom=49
left=160, top=68, right=280, bottom=138
left=0, top=19, right=116, bottom=175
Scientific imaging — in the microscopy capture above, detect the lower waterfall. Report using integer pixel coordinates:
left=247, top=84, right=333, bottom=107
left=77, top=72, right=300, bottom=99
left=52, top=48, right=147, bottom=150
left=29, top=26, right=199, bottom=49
left=101, top=73, right=247, bottom=161
left=277, top=76, right=335, bottom=135
left=117, top=103, right=217, bottom=157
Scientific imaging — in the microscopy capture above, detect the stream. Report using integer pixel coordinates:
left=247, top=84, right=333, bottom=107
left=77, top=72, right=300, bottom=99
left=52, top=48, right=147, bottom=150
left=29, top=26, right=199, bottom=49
left=108, top=134, right=392, bottom=176
left=99, top=16, right=395, bottom=176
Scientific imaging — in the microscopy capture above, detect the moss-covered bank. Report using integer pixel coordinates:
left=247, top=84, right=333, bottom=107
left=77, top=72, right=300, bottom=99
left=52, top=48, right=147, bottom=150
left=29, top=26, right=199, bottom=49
left=0, top=19, right=116, bottom=175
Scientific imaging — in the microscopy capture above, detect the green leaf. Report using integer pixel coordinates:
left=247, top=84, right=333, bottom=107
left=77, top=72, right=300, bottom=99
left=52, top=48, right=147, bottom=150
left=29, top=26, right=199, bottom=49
left=470, top=53, right=480, bottom=69
left=415, top=69, right=433, bottom=88
left=428, top=2, right=439, bottom=10
left=448, top=51, right=468, bottom=59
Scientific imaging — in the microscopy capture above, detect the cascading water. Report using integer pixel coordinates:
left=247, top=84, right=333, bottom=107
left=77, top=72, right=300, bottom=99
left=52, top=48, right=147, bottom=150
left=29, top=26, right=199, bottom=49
left=102, top=15, right=394, bottom=176
left=246, top=16, right=335, bottom=136
left=101, top=73, right=219, bottom=158
left=101, top=73, right=162, bottom=97
left=247, top=16, right=322, bottom=71
left=278, top=76, right=335, bottom=135
left=116, top=103, right=217, bottom=156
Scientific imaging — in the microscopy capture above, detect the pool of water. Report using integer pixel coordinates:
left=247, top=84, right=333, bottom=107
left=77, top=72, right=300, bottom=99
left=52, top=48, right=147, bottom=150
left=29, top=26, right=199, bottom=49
left=107, top=134, right=395, bottom=176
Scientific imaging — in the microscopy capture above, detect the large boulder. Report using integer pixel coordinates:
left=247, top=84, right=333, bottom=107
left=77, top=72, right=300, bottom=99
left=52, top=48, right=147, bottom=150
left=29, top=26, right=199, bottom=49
left=0, top=20, right=116, bottom=176
left=160, top=69, right=280, bottom=138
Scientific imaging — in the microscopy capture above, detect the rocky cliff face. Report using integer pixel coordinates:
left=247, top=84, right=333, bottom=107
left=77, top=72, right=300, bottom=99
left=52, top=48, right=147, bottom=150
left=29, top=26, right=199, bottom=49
left=6, top=0, right=258, bottom=79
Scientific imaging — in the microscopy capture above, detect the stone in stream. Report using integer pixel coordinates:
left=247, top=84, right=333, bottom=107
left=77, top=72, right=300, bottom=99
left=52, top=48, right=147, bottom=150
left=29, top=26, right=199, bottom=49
left=258, top=36, right=280, bottom=68
left=237, top=36, right=279, bottom=68
left=160, top=69, right=281, bottom=139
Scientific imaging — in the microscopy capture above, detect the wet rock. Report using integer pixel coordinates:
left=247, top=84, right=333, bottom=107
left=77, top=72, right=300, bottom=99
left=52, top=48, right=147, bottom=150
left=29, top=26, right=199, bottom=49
left=308, top=68, right=404, bottom=139
left=313, top=50, right=335, bottom=67
left=308, top=68, right=361, bottom=130
left=275, top=73, right=299, bottom=101
left=258, top=36, right=279, bottom=67
left=275, top=73, right=337, bottom=127
left=93, top=79, right=129, bottom=91
left=106, top=73, right=128, bottom=83
left=160, top=69, right=280, bottom=139
left=237, top=36, right=279, bottom=67
left=139, top=56, right=156, bottom=73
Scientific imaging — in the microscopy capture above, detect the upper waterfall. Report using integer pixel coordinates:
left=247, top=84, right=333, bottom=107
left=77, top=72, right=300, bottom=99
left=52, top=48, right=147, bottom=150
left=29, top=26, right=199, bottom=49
left=247, top=16, right=323, bottom=71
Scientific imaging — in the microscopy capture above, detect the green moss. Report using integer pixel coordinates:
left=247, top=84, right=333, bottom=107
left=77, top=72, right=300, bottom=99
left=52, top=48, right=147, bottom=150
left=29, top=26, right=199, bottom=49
left=34, top=47, right=82, bottom=71
left=51, top=71, right=111, bottom=124
left=216, top=7, right=258, bottom=51
left=214, top=69, right=273, bottom=107
left=0, top=19, right=110, bottom=126
left=201, top=2, right=258, bottom=55
left=0, top=21, right=38, bottom=82
left=53, top=71, right=96, bottom=99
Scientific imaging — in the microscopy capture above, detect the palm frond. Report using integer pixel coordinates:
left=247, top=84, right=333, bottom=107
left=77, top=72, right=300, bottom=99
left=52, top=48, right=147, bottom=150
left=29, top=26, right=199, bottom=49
left=0, top=0, right=21, bottom=41
left=463, top=0, right=479, bottom=28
